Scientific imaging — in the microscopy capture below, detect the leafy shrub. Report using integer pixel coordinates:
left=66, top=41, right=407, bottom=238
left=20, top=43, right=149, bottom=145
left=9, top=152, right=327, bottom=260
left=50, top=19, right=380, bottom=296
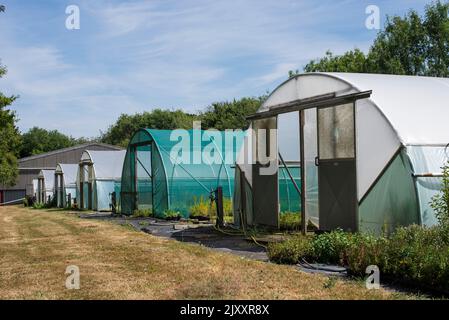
left=189, top=196, right=233, bottom=220
left=267, top=235, right=312, bottom=264
left=132, top=208, right=153, bottom=218
left=309, top=229, right=354, bottom=264
left=32, top=202, right=46, bottom=209
left=268, top=225, right=449, bottom=292
left=163, top=209, right=181, bottom=220
left=430, top=161, right=449, bottom=226
left=279, top=212, right=301, bottom=231
left=189, top=196, right=213, bottom=218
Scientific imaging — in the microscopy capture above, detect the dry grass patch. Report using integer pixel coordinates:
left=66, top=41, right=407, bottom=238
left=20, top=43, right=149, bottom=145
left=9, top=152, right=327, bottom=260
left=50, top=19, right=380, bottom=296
left=0, top=206, right=413, bottom=300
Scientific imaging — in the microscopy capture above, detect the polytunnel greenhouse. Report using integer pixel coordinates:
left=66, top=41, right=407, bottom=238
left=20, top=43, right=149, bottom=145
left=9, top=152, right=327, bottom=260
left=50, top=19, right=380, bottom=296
left=77, top=150, right=126, bottom=211
left=37, top=169, right=55, bottom=204
left=235, top=72, right=449, bottom=235
left=120, top=129, right=246, bottom=217
left=55, top=163, right=78, bottom=208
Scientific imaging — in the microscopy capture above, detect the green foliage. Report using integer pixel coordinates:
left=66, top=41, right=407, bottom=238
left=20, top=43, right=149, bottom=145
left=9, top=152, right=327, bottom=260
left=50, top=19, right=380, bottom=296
left=100, top=109, right=197, bottom=147
left=189, top=196, right=213, bottom=218
left=279, top=212, right=301, bottom=231
left=19, top=127, right=90, bottom=158
left=0, top=60, right=20, bottom=186
left=199, top=97, right=265, bottom=131
left=189, top=196, right=233, bottom=220
left=430, top=161, right=449, bottom=226
left=132, top=208, right=153, bottom=218
left=304, top=49, right=369, bottom=74
left=163, top=209, right=181, bottom=220
left=309, top=229, right=354, bottom=265
left=267, top=235, right=312, bottom=264
left=100, top=97, right=265, bottom=147
left=268, top=225, right=449, bottom=292
left=302, top=1, right=449, bottom=77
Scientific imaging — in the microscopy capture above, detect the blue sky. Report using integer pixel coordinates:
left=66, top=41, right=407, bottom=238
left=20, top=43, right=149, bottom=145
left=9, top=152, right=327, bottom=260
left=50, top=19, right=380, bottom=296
left=0, top=0, right=432, bottom=137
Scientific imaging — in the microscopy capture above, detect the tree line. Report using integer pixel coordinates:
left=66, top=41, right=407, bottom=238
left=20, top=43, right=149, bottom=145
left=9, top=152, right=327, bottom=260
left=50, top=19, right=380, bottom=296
left=1, top=1, right=448, bottom=186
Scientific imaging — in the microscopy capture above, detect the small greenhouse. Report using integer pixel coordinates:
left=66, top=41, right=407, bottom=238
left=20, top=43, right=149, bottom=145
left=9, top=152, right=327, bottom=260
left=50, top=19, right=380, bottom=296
left=37, top=169, right=55, bottom=204
left=55, top=163, right=78, bottom=208
left=120, top=129, right=249, bottom=217
left=235, top=72, right=449, bottom=235
left=77, top=150, right=126, bottom=211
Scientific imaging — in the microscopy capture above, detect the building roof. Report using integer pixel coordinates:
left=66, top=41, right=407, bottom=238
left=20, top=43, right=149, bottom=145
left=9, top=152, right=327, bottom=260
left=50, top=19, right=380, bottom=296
left=19, top=143, right=122, bottom=163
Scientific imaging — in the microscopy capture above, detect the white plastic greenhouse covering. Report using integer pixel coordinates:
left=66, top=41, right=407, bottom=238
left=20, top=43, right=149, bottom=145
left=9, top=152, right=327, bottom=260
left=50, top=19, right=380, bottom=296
left=38, top=169, right=55, bottom=202
left=236, top=73, right=449, bottom=231
left=78, top=150, right=126, bottom=211
left=32, top=179, right=38, bottom=198
left=55, top=163, right=78, bottom=207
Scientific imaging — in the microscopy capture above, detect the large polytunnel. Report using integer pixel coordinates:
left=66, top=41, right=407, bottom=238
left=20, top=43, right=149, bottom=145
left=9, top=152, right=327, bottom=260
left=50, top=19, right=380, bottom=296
left=77, top=150, right=126, bottom=211
left=55, top=163, right=78, bottom=208
left=120, top=129, right=246, bottom=217
left=235, top=72, right=449, bottom=234
left=37, top=169, right=55, bottom=204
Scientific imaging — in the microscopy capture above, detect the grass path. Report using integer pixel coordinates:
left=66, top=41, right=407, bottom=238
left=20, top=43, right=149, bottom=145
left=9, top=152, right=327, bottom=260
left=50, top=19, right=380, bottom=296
left=0, top=206, right=411, bottom=300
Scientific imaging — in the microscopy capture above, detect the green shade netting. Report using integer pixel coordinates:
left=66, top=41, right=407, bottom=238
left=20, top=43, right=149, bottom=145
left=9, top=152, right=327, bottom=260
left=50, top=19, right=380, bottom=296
left=278, top=166, right=301, bottom=213
left=121, top=129, right=245, bottom=217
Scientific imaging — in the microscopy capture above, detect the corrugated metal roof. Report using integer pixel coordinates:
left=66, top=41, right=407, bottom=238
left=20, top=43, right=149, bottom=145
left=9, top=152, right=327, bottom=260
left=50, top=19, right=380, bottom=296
left=19, top=143, right=122, bottom=163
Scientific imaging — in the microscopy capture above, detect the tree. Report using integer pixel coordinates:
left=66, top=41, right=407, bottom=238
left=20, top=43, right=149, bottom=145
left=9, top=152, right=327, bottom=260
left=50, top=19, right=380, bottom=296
left=301, top=1, right=449, bottom=77
left=19, top=127, right=88, bottom=158
left=0, top=61, right=21, bottom=186
left=200, top=96, right=265, bottom=131
left=100, top=109, right=198, bottom=147
left=304, top=49, right=368, bottom=74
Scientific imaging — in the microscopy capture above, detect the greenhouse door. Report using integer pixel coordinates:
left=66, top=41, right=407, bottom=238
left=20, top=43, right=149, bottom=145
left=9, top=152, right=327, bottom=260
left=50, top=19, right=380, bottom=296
left=317, top=102, right=357, bottom=232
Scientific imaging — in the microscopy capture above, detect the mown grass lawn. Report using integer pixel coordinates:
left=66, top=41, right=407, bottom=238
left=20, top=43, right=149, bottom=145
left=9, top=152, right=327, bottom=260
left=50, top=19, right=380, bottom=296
left=0, top=206, right=414, bottom=300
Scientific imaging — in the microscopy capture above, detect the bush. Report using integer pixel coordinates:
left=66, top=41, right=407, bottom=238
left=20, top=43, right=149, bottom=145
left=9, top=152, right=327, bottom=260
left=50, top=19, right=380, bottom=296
left=132, top=208, right=153, bottom=218
left=268, top=225, right=449, bottom=292
left=279, top=212, right=301, bottom=231
left=189, top=196, right=213, bottom=219
left=309, top=229, right=354, bottom=264
left=189, top=196, right=233, bottom=220
left=430, top=161, right=449, bottom=226
left=163, top=209, right=181, bottom=220
left=267, top=235, right=312, bottom=264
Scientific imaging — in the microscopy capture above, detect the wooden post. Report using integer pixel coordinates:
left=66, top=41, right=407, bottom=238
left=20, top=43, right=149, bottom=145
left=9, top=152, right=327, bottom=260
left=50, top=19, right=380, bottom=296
left=215, top=186, right=224, bottom=228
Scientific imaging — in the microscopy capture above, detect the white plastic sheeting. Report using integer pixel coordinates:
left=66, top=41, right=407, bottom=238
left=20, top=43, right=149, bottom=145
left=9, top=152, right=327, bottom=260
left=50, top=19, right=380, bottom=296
left=82, top=150, right=126, bottom=181
left=38, top=169, right=55, bottom=201
left=55, top=163, right=78, bottom=206
left=32, top=179, right=38, bottom=197
left=331, top=73, right=449, bottom=145
left=56, top=164, right=78, bottom=188
left=407, top=146, right=448, bottom=227
left=79, top=150, right=126, bottom=211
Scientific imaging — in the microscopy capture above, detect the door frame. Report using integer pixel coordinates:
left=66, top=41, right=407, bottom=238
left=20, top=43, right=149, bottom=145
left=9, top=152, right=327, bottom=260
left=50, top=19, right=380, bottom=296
left=315, top=102, right=358, bottom=232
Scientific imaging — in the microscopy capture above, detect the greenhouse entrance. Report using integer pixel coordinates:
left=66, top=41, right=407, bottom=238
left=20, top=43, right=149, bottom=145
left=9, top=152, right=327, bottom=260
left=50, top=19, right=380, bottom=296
left=246, top=90, right=371, bottom=233
left=316, top=102, right=357, bottom=232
